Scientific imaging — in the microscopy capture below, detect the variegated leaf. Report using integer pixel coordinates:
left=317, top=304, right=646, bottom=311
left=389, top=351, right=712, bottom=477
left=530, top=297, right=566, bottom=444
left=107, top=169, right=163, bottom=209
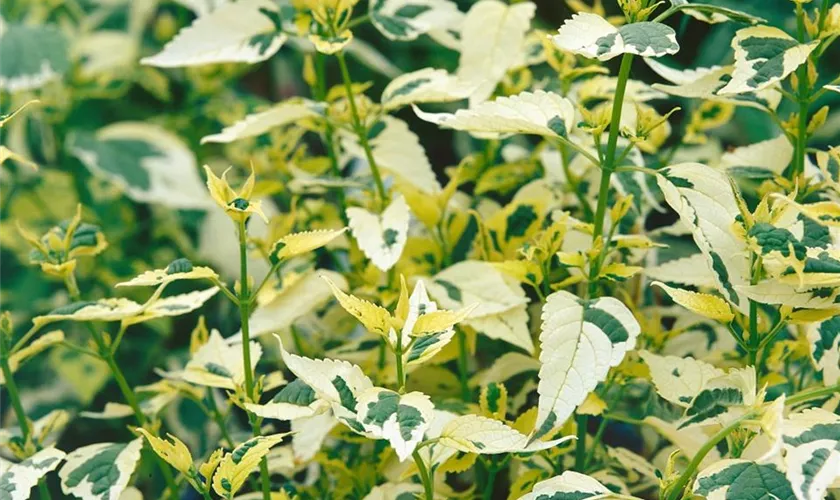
left=343, top=116, right=441, bottom=194
left=782, top=409, right=840, bottom=500
left=806, top=317, right=840, bottom=386
left=370, top=0, right=462, bottom=41
left=414, top=90, right=575, bottom=139
left=356, top=388, right=434, bottom=461
left=116, top=258, right=217, bottom=287
left=439, top=414, right=572, bottom=454
left=656, top=163, right=750, bottom=313
left=519, top=471, right=612, bottom=500
left=347, top=195, right=410, bottom=271
left=0, top=23, right=70, bottom=91
left=141, top=0, right=286, bottom=67
left=212, top=433, right=290, bottom=499
left=639, top=350, right=724, bottom=408
left=277, top=336, right=374, bottom=425
left=381, top=68, right=474, bottom=111
left=67, top=122, right=212, bottom=209
left=552, top=13, right=679, bottom=61
left=182, top=329, right=261, bottom=390
left=59, top=440, right=143, bottom=500
left=456, top=0, right=535, bottom=105
left=0, top=447, right=66, bottom=500
left=535, top=291, right=641, bottom=434
left=246, top=379, right=329, bottom=421
left=201, top=100, right=324, bottom=144
left=693, top=460, right=795, bottom=500
left=718, top=26, right=818, bottom=95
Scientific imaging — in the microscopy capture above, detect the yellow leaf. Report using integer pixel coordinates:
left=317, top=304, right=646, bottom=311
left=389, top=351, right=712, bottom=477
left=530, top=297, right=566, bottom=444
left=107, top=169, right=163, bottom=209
left=652, top=281, right=735, bottom=322
left=212, top=433, right=289, bottom=498
left=577, top=392, right=607, bottom=416
left=322, top=275, right=393, bottom=338
left=136, top=428, right=194, bottom=474
left=411, top=306, right=474, bottom=337
left=271, top=228, right=347, bottom=262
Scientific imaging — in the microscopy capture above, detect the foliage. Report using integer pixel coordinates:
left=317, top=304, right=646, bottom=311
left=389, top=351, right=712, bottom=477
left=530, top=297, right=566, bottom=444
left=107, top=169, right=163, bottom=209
left=1, top=0, right=840, bottom=499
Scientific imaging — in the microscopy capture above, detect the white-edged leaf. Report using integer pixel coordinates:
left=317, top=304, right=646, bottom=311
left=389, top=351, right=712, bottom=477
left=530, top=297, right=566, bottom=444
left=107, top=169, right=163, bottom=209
left=693, top=460, right=795, bottom=500
left=679, top=367, right=757, bottom=429
left=67, top=122, right=212, bottom=209
left=246, top=379, right=329, bottom=421
left=782, top=409, right=840, bottom=500
left=552, top=13, right=679, bottom=61
left=245, top=270, right=347, bottom=340
left=646, top=254, right=717, bottom=288
left=212, top=433, right=290, bottom=498
left=720, top=134, right=793, bottom=177
left=656, top=163, right=750, bottom=313
left=439, top=414, right=572, bottom=454
left=414, top=90, right=575, bottom=139
left=343, top=116, right=440, bottom=194
left=519, top=471, right=611, bottom=500
left=201, top=100, right=324, bottom=144
left=0, top=447, right=66, bottom=500
left=381, top=67, right=474, bottom=111
left=182, top=329, right=261, bottom=389
left=639, top=350, right=724, bottom=408
left=59, top=439, right=142, bottom=500
left=646, top=59, right=782, bottom=111
left=277, top=336, right=373, bottom=423
left=0, top=23, right=70, bottom=91
left=456, top=0, right=535, bottom=105
left=116, top=258, right=217, bottom=287
left=124, top=287, right=219, bottom=326
left=347, top=195, right=410, bottom=271
left=356, top=388, right=435, bottom=461
left=535, top=291, right=640, bottom=434
left=370, top=0, right=462, bottom=41
left=0, top=330, right=64, bottom=385
left=141, top=0, right=286, bottom=67
left=718, top=26, right=818, bottom=95
left=806, top=317, right=840, bottom=386
left=426, top=260, right=529, bottom=318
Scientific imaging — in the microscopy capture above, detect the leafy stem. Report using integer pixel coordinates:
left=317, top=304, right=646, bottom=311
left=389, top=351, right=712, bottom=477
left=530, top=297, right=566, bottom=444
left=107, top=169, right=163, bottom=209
left=235, top=219, right=272, bottom=500
left=456, top=327, right=470, bottom=401
left=334, top=50, right=388, bottom=209
left=61, top=274, right=179, bottom=499
left=412, top=449, right=435, bottom=500
left=664, top=411, right=756, bottom=500
left=0, top=328, right=31, bottom=444
left=786, top=382, right=840, bottom=406
left=588, top=52, right=634, bottom=298
left=791, top=2, right=811, bottom=181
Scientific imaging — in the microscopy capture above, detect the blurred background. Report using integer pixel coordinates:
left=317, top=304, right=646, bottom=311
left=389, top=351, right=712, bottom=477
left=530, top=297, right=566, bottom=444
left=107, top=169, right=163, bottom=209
left=1, top=0, right=838, bottom=495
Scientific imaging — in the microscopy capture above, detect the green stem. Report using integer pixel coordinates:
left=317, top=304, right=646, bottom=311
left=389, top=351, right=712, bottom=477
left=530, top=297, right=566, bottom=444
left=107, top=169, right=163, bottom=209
left=38, top=479, right=52, bottom=500
left=335, top=51, right=388, bottom=209
left=664, top=412, right=755, bottom=500
left=481, top=460, right=499, bottom=500
left=588, top=53, right=634, bottom=298
left=786, top=383, right=840, bottom=406
left=412, top=450, right=435, bottom=500
left=456, top=327, right=470, bottom=401
left=0, top=332, right=31, bottom=442
left=235, top=220, right=271, bottom=500
left=574, top=414, right=588, bottom=472
left=313, top=53, right=348, bottom=224
left=396, top=332, right=406, bottom=392
left=792, top=3, right=810, bottom=181
left=747, top=253, right=761, bottom=367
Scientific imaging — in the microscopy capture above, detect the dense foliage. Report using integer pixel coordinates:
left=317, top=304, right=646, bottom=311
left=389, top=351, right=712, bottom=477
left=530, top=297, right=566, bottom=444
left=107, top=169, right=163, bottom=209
left=2, top=0, right=840, bottom=499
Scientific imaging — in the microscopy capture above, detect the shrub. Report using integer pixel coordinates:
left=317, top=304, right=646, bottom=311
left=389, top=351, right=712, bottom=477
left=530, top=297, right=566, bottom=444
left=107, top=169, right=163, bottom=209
left=2, top=0, right=840, bottom=499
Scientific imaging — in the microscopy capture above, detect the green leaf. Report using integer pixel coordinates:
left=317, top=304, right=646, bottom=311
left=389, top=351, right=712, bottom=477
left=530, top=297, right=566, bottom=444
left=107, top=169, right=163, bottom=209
left=356, top=388, right=434, bottom=461
left=0, top=23, right=69, bottom=91
left=59, top=440, right=143, bottom=500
